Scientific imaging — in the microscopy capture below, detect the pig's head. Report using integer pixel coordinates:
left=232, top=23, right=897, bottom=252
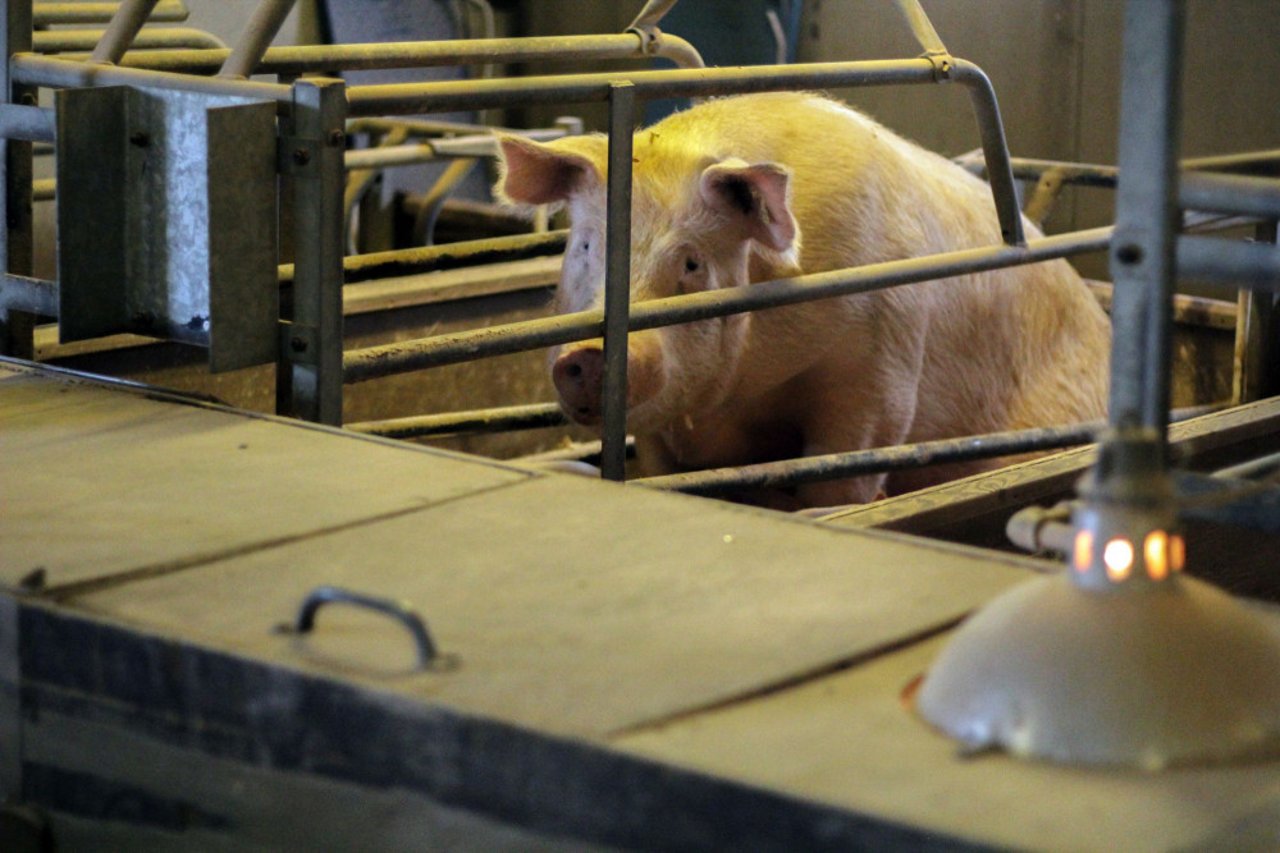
left=496, top=132, right=799, bottom=436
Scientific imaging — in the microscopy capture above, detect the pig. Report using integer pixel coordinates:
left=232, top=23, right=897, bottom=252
left=496, top=92, right=1110, bottom=508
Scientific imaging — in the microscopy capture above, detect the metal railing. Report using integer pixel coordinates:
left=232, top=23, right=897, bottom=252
left=3, top=0, right=1276, bottom=502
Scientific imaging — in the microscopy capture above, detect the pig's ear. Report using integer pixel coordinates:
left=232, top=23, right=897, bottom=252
left=495, top=134, right=603, bottom=206
left=698, top=159, right=797, bottom=253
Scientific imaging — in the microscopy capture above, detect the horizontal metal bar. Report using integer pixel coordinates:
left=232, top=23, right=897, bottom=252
left=1180, top=172, right=1280, bottom=218
left=108, top=32, right=703, bottom=75
left=0, top=274, right=57, bottom=316
left=345, top=57, right=943, bottom=115
left=962, top=150, right=1280, bottom=188
left=12, top=52, right=292, bottom=104
left=1213, top=448, right=1280, bottom=481
left=1178, top=235, right=1280, bottom=291
left=342, top=127, right=565, bottom=170
left=343, top=225, right=1114, bottom=384
left=33, top=1, right=188, bottom=25
left=279, top=229, right=567, bottom=287
left=635, top=421, right=1103, bottom=496
left=0, top=104, right=54, bottom=142
left=345, top=402, right=565, bottom=439
left=35, top=27, right=227, bottom=53
left=32, top=178, right=54, bottom=201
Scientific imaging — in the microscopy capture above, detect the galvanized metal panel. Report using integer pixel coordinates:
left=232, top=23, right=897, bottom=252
left=73, top=469, right=1037, bottom=739
left=0, top=363, right=531, bottom=589
left=56, top=85, right=278, bottom=372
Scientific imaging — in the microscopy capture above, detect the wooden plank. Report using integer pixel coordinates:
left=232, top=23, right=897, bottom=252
left=821, top=396, right=1280, bottom=537
left=72, top=473, right=1043, bottom=739
left=615, top=631, right=1280, bottom=851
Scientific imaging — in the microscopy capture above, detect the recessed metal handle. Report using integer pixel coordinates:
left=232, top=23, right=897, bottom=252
left=286, top=585, right=444, bottom=671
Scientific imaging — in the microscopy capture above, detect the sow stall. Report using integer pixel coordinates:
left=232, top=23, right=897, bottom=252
left=2, top=0, right=1280, bottom=848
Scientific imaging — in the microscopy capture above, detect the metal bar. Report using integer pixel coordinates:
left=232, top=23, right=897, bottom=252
left=1179, top=172, right=1280, bottom=219
left=89, top=0, right=161, bottom=65
left=343, top=225, right=1113, bottom=384
left=1, top=1, right=35, bottom=359
left=108, top=32, right=704, bottom=75
left=34, top=27, right=227, bottom=53
left=345, top=403, right=565, bottom=439
left=345, top=58, right=943, bottom=114
left=1213, top=448, right=1280, bottom=482
left=32, top=1, right=187, bottom=26
left=1177, top=235, right=1280, bottom=292
left=0, top=104, right=52, bottom=142
left=894, top=0, right=949, bottom=56
left=279, top=78, right=347, bottom=425
left=636, top=421, right=1102, bottom=496
left=963, top=151, right=1280, bottom=189
left=0, top=273, right=55, bottom=315
left=218, top=0, right=295, bottom=79
left=950, top=60, right=1024, bottom=245
left=601, top=82, right=636, bottom=482
left=1106, top=0, right=1184, bottom=435
left=12, top=53, right=292, bottom=104
left=0, top=592, right=21, bottom=804
left=31, top=177, right=51, bottom=200
left=278, top=230, right=567, bottom=287
left=345, top=57, right=1024, bottom=247
left=627, top=0, right=678, bottom=31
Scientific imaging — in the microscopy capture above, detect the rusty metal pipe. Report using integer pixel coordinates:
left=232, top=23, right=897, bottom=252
left=636, top=421, right=1102, bottom=496
left=104, top=32, right=706, bottom=74
left=35, top=27, right=227, bottom=53
left=277, top=230, right=568, bottom=287
left=33, top=1, right=187, bottom=26
left=345, top=403, right=565, bottom=439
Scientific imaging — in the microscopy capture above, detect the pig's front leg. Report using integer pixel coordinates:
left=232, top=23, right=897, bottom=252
left=793, top=375, right=920, bottom=508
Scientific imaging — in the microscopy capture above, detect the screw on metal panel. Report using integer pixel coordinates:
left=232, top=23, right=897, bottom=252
left=292, top=147, right=311, bottom=166
left=129, top=131, right=150, bottom=147
left=328, top=129, right=346, bottom=147
left=290, top=336, right=308, bottom=353
left=1115, top=243, right=1145, bottom=265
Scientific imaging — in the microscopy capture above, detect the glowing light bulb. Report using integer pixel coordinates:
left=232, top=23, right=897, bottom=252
left=1171, top=534, right=1186, bottom=572
left=1144, top=530, right=1169, bottom=580
left=1104, top=538, right=1134, bottom=581
left=1073, top=530, right=1093, bottom=573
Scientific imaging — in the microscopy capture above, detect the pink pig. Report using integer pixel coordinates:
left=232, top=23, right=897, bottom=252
left=497, top=92, right=1110, bottom=507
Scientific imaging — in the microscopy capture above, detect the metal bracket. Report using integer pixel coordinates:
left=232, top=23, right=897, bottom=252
left=0, top=592, right=22, bottom=805
left=56, top=84, right=279, bottom=372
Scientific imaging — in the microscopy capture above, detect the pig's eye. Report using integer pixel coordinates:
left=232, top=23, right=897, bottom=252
left=684, top=257, right=700, bottom=273
left=581, top=241, right=590, bottom=252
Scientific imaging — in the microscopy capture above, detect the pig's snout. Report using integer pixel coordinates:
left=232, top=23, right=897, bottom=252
left=553, top=346, right=605, bottom=424
left=552, top=338, right=666, bottom=427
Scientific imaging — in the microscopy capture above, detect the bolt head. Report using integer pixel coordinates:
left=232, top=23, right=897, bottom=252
left=292, top=148, right=311, bottom=166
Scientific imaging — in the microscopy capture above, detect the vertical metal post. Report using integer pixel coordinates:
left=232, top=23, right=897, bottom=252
left=0, top=593, right=21, bottom=804
left=1232, top=219, right=1279, bottom=403
left=0, top=0, right=33, bottom=359
left=278, top=78, right=346, bottom=425
left=89, top=0, right=162, bottom=64
left=600, top=82, right=635, bottom=482
left=1105, top=0, right=1185, bottom=442
left=218, top=0, right=297, bottom=79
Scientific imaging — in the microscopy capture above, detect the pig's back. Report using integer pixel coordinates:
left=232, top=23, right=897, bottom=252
left=647, top=92, right=1110, bottom=444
